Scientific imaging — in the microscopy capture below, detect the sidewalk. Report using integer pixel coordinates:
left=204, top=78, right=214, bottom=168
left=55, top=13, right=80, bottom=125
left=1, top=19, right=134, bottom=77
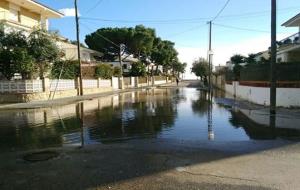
left=0, top=82, right=182, bottom=110
left=0, top=85, right=159, bottom=110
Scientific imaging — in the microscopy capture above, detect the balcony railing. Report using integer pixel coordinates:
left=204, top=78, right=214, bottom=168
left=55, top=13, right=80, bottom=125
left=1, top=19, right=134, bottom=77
left=0, top=11, right=45, bottom=30
left=278, top=32, right=300, bottom=46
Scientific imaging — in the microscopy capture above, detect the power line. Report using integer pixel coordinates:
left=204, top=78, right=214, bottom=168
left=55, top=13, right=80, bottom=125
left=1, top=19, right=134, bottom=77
left=80, top=17, right=209, bottom=24
left=80, top=22, right=134, bottom=58
left=85, top=0, right=105, bottom=14
left=80, top=5, right=300, bottom=24
left=212, top=0, right=231, bottom=21
left=80, top=22, right=119, bottom=48
left=166, top=24, right=207, bottom=38
left=213, top=23, right=270, bottom=33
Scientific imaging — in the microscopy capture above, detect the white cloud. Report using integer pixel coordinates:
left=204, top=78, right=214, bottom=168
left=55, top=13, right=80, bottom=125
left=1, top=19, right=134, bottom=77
left=176, top=33, right=289, bottom=79
left=59, top=8, right=80, bottom=17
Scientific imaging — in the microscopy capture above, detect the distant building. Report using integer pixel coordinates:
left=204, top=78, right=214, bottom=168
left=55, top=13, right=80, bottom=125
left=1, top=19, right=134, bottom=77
left=254, top=50, right=270, bottom=63
left=104, top=55, right=139, bottom=73
left=57, top=40, right=103, bottom=64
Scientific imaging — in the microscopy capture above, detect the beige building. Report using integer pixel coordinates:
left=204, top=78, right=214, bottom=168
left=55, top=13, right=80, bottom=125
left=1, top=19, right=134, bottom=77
left=0, top=0, right=63, bottom=32
left=278, top=12, right=300, bottom=62
left=0, top=0, right=103, bottom=64
left=57, top=41, right=103, bottom=63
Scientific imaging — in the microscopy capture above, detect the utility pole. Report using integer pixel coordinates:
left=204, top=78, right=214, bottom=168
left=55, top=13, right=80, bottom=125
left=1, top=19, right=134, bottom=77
left=208, top=21, right=213, bottom=91
left=75, top=0, right=83, bottom=96
left=270, top=0, right=277, bottom=114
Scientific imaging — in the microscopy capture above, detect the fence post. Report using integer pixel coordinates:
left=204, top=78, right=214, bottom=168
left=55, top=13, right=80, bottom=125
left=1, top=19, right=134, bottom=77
left=152, top=76, right=155, bottom=86
left=42, top=78, right=50, bottom=92
left=135, top=77, right=139, bottom=88
left=75, top=77, right=81, bottom=95
left=97, top=78, right=101, bottom=88
left=130, top=77, right=135, bottom=87
left=119, top=77, right=124, bottom=89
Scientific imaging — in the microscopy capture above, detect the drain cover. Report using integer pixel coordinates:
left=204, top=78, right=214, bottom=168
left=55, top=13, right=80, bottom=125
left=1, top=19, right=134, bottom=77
left=23, top=151, right=59, bottom=162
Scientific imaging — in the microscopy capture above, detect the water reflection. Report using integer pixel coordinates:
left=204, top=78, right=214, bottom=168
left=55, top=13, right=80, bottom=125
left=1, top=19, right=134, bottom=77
left=0, top=88, right=300, bottom=152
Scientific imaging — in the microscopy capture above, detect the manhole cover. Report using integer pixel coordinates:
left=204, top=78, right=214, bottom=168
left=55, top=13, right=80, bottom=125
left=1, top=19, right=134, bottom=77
left=23, top=151, right=59, bottom=162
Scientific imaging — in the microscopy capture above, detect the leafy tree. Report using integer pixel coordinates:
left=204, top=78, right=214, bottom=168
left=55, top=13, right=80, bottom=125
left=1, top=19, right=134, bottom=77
left=95, top=64, right=113, bottom=79
left=230, top=54, right=246, bottom=80
left=130, top=61, right=146, bottom=76
left=0, top=30, right=35, bottom=79
left=151, top=38, right=178, bottom=74
left=245, top=54, right=257, bottom=65
left=230, top=54, right=246, bottom=64
left=28, top=29, right=60, bottom=78
left=131, top=25, right=155, bottom=57
left=191, top=57, right=209, bottom=84
left=51, top=60, right=79, bottom=79
left=85, top=25, right=155, bottom=61
left=172, top=61, right=187, bottom=77
left=113, top=66, right=122, bottom=77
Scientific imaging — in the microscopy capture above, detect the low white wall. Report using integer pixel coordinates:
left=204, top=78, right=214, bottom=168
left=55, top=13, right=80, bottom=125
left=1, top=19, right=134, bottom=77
left=154, top=80, right=166, bottom=85
left=226, top=82, right=300, bottom=107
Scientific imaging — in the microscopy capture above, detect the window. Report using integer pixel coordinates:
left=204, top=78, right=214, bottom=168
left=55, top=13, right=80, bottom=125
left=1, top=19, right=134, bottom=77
left=10, top=9, right=20, bottom=22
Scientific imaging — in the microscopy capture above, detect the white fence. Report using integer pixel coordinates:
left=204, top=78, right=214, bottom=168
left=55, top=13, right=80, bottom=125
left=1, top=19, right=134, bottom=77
left=82, top=79, right=98, bottom=89
left=0, top=80, right=43, bottom=93
left=50, top=80, right=75, bottom=91
left=99, top=80, right=112, bottom=88
left=226, top=82, right=300, bottom=107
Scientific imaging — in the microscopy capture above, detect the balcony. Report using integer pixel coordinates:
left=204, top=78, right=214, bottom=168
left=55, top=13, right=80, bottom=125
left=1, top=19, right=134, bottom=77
left=278, top=32, right=300, bottom=47
left=0, top=11, right=45, bottom=31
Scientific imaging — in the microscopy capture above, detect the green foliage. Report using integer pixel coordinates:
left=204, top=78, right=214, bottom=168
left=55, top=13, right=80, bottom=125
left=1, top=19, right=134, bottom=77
left=28, top=29, right=60, bottom=78
left=245, top=54, right=257, bottom=65
left=0, top=29, right=61, bottom=80
left=191, top=58, right=209, bottom=82
left=95, top=64, right=113, bottom=79
left=130, top=62, right=146, bottom=76
left=113, top=66, right=122, bottom=77
left=230, top=54, right=246, bottom=65
left=151, top=38, right=178, bottom=74
left=51, top=60, right=79, bottom=79
left=172, top=61, right=187, bottom=77
left=0, top=31, right=35, bottom=79
left=240, top=62, right=300, bottom=81
left=85, top=25, right=155, bottom=60
left=230, top=54, right=246, bottom=80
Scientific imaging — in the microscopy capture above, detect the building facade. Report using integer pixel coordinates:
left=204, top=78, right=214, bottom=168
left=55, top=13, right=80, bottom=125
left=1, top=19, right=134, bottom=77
left=0, top=0, right=63, bottom=32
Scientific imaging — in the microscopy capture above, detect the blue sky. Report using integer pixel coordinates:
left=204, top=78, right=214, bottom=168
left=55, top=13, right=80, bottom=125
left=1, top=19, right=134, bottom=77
left=40, top=0, right=300, bottom=78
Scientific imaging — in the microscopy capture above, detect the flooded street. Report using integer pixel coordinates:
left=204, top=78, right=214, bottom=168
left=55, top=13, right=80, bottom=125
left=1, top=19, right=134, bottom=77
left=1, top=87, right=300, bottom=190
left=1, top=87, right=300, bottom=152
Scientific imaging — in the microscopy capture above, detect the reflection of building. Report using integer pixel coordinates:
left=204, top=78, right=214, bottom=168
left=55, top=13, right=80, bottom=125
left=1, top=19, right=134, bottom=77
left=0, top=0, right=63, bottom=32
left=229, top=108, right=300, bottom=140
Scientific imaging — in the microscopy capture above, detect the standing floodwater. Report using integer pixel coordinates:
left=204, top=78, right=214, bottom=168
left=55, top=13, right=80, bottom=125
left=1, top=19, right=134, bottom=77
left=0, top=88, right=300, bottom=152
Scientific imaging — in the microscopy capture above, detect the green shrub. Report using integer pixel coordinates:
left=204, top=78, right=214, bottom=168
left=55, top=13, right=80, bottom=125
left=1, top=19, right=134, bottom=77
left=95, top=64, right=113, bottom=79
left=51, top=60, right=79, bottom=79
left=130, top=62, right=146, bottom=76
left=113, top=66, right=122, bottom=77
